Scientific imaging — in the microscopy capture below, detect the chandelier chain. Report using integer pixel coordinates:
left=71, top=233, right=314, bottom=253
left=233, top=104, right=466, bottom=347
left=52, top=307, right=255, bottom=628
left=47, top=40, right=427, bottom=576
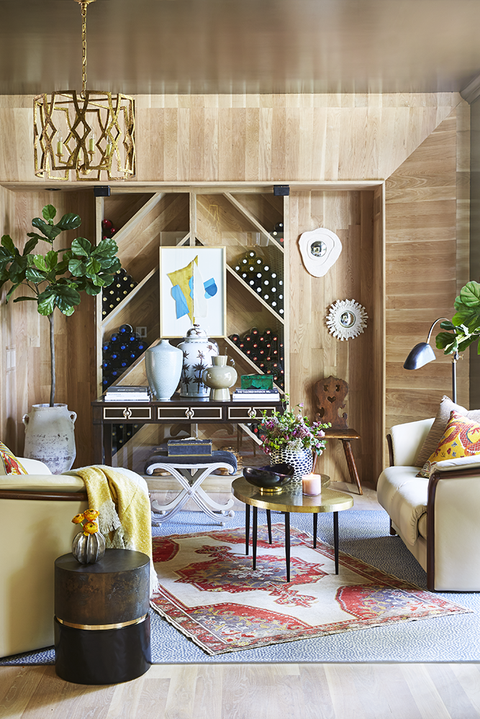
left=81, top=1, right=88, bottom=97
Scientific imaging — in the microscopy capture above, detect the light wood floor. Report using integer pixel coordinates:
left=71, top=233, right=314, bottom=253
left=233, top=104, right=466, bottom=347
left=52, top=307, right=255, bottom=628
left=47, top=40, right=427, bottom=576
left=1, top=663, right=480, bottom=718
left=2, top=483, right=479, bottom=719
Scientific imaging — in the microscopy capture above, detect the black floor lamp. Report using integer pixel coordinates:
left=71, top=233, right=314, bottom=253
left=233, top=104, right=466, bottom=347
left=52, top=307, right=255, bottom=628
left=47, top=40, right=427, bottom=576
left=403, top=317, right=459, bottom=404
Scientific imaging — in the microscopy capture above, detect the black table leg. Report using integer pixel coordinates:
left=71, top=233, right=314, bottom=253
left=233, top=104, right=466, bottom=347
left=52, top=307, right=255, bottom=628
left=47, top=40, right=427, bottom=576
left=334, top=511, right=339, bottom=574
left=267, top=509, right=272, bottom=543
left=245, top=504, right=250, bottom=556
left=284, top=512, right=291, bottom=582
left=313, top=513, right=318, bottom=548
left=252, top=506, right=258, bottom=570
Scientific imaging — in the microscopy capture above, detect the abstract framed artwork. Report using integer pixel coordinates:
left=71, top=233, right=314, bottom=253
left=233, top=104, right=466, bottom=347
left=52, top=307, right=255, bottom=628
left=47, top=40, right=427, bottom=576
left=159, top=246, right=226, bottom=338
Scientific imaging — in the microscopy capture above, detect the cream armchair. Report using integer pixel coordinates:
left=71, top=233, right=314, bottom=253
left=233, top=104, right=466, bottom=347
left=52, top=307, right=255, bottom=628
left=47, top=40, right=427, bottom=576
left=377, top=418, right=480, bottom=592
left=0, top=458, right=88, bottom=658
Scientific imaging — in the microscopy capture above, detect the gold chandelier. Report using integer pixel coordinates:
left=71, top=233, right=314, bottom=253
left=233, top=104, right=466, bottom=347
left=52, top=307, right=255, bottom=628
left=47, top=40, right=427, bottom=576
left=34, top=0, right=135, bottom=181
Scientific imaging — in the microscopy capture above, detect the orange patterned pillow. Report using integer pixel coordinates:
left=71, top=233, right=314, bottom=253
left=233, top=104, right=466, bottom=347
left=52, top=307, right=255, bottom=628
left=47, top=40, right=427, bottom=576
left=417, top=411, right=480, bottom=478
left=0, top=441, right=27, bottom=475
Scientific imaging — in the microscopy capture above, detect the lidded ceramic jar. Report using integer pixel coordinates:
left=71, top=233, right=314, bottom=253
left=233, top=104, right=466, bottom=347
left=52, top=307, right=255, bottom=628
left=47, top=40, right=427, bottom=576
left=202, top=356, right=237, bottom=401
left=178, top=324, right=219, bottom=398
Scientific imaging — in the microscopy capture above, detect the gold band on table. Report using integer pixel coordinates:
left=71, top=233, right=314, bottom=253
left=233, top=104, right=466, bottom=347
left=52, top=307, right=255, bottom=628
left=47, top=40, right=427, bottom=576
left=55, top=614, right=147, bottom=631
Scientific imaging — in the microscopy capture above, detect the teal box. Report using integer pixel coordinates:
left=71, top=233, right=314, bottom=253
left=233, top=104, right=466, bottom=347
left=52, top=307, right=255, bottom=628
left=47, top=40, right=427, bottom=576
left=241, top=374, right=274, bottom=390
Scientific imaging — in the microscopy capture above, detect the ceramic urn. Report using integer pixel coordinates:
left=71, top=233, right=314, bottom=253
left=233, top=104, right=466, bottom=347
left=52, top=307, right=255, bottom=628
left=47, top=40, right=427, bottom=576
left=178, top=324, right=219, bottom=398
left=145, top=339, right=183, bottom=401
left=202, top=355, right=237, bottom=401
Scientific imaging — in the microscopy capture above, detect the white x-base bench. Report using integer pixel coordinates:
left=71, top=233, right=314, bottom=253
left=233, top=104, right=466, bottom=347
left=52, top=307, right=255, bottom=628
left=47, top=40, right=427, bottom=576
left=145, top=451, right=237, bottom=525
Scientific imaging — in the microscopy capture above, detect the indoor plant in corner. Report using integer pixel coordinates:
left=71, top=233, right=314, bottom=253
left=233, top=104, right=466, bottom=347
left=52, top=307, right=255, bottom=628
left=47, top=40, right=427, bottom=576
left=435, top=281, right=480, bottom=378
left=0, top=204, right=120, bottom=473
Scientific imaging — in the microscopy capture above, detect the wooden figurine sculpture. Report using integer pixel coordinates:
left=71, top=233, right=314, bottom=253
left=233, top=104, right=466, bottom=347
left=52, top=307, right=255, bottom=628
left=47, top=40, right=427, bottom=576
left=314, top=376, right=349, bottom=429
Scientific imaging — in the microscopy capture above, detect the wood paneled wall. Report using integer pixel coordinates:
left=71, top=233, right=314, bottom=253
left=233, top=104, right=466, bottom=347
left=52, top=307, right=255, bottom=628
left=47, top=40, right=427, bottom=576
left=385, top=106, right=470, bottom=435
left=0, top=93, right=462, bottom=184
left=0, top=92, right=470, bottom=479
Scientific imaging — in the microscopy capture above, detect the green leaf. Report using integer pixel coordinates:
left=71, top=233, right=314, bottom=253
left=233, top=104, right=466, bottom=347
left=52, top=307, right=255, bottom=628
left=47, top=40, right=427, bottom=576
left=439, top=319, right=456, bottom=331
left=85, top=258, right=101, bottom=276
left=55, top=284, right=81, bottom=304
left=23, top=236, right=39, bottom=255
left=45, top=250, right=59, bottom=271
left=37, top=294, right=56, bottom=316
left=457, top=281, right=480, bottom=308
left=55, top=213, right=82, bottom=232
left=71, top=237, right=92, bottom=257
left=1, top=235, right=17, bottom=255
left=26, top=267, right=48, bottom=284
left=26, top=232, right=50, bottom=244
left=5, top=282, right=23, bottom=302
left=59, top=305, right=75, bottom=317
left=93, top=237, right=118, bottom=258
left=31, top=218, right=61, bottom=243
left=85, top=283, right=102, bottom=296
left=33, top=255, right=47, bottom=272
left=42, top=205, right=57, bottom=223
left=68, top=258, right=86, bottom=277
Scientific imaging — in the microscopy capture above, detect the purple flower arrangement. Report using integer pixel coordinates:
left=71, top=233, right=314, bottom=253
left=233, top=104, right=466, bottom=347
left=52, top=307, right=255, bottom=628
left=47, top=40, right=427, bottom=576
left=259, top=400, right=330, bottom=455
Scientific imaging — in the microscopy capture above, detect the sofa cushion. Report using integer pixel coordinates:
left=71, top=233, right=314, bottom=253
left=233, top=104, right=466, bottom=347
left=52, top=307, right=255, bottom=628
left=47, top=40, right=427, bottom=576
left=0, top=441, right=26, bottom=475
left=377, top=466, right=428, bottom=546
left=415, top=396, right=480, bottom=467
left=417, top=411, right=480, bottom=478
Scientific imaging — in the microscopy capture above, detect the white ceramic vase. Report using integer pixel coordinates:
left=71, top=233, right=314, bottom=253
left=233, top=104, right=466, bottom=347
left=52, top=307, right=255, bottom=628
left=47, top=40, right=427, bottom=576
left=177, top=324, right=219, bottom=398
left=145, top=340, right=183, bottom=400
left=23, top=403, right=77, bottom=474
left=202, top=356, right=237, bottom=401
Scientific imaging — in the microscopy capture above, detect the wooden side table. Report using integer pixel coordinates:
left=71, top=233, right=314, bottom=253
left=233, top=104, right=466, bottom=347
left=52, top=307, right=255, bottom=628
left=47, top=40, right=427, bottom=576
left=232, top=477, right=354, bottom=582
left=54, top=549, right=151, bottom=685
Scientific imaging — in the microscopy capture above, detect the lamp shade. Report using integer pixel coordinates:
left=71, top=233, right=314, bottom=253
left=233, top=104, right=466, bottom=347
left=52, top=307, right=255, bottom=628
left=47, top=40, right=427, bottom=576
left=403, top=342, right=436, bottom=370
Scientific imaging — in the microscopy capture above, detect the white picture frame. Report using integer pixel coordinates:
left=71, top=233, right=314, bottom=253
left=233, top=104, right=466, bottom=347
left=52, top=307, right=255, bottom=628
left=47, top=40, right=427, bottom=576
left=159, top=246, right=226, bottom=338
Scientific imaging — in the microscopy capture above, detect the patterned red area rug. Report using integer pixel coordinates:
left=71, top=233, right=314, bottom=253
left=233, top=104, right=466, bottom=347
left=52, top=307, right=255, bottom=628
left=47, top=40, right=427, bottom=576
left=150, top=524, right=469, bottom=655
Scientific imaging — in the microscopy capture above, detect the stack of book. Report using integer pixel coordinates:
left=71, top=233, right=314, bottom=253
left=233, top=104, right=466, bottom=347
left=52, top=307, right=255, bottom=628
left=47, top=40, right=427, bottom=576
left=232, top=388, right=281, bottom=401
left=103, top=385, right=151, bottom=402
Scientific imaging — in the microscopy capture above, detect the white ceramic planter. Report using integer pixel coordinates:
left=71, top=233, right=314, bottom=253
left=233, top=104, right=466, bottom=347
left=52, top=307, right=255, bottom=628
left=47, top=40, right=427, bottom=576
left=23, top=403, right=77, bottom=474
left=145, top=339, right=183, bottom=400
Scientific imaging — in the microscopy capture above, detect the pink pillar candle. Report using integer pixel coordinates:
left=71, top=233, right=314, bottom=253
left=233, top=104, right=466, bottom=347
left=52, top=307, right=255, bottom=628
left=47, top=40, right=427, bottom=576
left=302, top=473, right=322, bottom=496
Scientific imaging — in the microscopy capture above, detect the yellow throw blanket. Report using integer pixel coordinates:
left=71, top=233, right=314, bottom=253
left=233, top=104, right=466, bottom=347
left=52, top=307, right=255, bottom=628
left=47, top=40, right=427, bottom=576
left=71, top=465, right=157, bottom=595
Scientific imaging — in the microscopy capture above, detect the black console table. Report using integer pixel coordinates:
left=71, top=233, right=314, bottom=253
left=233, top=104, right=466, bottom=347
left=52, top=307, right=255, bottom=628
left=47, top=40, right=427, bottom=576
left=92, top=395, right=284, bottom=465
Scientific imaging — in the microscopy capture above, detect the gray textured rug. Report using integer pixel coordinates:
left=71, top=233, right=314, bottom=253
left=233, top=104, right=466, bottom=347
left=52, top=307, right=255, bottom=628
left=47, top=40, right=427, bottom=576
left=2, top=510, right=479, bottom=664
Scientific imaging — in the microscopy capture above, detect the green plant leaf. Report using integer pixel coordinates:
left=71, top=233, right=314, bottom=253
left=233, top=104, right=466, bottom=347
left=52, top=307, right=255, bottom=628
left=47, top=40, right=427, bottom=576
left=45, top=250, right=59, bottom=272
left=85, top=258, right=101, bottom=276
left=71, top=237, right=92, bottom=257
left=85, top=284, right=102, bottom=296
left=93, top=237, right=118, bottom=258
left=23, top=237, right=39, bottom=255
left=55, top=284, right=81, bottom=305
left=68, top=258, right=86, bottom=277
left=26, top=267, right=48, bottom=283
left=27, top=232, right=50, bottom=244
left=33, top=255, right=47, bottom=272
left=457, top=281, right=480, bottom=308
left=5, top=282, right=23, bottom=302
left=42, top=205, right=57, bottom=223
left=31, top=218, right=61, bottom=243
left=55, top=213, right=82, bottom=232
left=1, top=235, right=17, bottom=255
left=37, top=293, right=56, bottom=316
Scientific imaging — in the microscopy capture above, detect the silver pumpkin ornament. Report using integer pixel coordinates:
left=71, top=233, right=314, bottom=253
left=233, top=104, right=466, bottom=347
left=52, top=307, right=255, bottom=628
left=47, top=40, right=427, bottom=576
left=72, top=531, right=106, bottom=564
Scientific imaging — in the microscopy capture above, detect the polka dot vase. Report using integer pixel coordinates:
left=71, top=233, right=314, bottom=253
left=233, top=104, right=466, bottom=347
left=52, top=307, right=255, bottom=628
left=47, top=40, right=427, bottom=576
left=270, top=447, right=314, bottom=486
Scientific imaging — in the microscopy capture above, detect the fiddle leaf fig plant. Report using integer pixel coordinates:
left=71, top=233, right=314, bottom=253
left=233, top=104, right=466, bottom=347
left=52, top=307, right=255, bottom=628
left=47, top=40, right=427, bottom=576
left=436, top=281, right=480, bottom=356
left=0, top=204, right=121, bottom=406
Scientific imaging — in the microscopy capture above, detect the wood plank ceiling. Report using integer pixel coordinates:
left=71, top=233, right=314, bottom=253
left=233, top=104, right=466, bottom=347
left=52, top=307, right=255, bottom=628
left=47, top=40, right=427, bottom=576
left=1, top=0, right=480, bottom=97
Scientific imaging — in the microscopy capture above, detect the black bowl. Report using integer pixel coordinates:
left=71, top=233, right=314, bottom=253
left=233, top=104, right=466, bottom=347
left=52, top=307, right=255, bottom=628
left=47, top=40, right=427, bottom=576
left=243, top=463, right=294, bottom=492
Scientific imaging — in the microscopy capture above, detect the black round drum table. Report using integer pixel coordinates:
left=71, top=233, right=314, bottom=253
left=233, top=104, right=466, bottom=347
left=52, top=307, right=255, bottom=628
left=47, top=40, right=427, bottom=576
left=54, top=549, right=151, bottom=685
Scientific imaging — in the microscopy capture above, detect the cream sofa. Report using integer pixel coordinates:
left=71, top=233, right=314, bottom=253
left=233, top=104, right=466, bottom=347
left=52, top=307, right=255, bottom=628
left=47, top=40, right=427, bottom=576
left=0, top=458, right=144, bottom=659
left=377, top=418, right=480, bottom=592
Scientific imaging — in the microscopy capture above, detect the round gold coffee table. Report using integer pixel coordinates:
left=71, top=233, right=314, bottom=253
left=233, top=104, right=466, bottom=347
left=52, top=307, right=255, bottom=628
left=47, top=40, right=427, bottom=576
left=231, top=476, right=354, bottom=582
